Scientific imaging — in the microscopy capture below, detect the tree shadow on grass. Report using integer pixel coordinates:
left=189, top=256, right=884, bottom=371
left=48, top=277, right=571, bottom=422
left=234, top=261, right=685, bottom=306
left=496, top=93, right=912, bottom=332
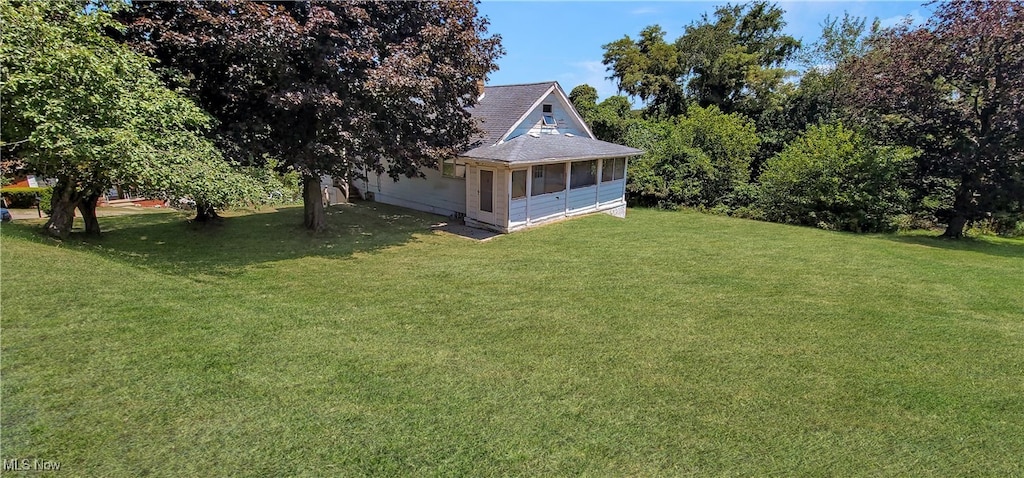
left=5, top=202, right=447, bottom=276
left=882, top=232, right=1024, bottom=260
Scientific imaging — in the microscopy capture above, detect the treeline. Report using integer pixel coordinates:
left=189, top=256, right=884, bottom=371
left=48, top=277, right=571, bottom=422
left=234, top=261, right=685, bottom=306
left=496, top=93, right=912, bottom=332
left=572, top=1, right=1023, bottom=238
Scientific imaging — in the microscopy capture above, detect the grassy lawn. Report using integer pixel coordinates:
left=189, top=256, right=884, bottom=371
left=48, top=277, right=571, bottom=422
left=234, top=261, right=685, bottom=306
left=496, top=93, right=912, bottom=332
left=2, top=204, right=1022, bottom=476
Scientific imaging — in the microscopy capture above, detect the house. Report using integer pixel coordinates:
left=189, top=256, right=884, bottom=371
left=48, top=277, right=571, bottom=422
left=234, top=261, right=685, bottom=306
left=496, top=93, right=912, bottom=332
left=361, top=81, right=642, bottom=232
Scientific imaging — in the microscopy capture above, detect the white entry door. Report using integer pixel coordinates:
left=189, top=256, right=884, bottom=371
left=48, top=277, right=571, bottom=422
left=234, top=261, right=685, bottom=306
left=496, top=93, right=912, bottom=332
left=478, top=168, right=495, bottom=224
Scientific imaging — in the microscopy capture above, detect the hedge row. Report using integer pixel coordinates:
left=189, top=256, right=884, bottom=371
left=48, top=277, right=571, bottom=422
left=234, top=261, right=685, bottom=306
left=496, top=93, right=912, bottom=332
left=1, top=187, right=53, bottom=214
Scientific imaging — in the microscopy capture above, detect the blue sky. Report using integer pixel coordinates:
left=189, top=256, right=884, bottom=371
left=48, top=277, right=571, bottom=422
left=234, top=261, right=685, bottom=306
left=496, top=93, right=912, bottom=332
left=477, top=1, right=932, bottom=101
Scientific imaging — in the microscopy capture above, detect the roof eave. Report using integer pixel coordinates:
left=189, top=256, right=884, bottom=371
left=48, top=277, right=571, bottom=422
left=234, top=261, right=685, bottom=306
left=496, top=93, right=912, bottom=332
left=460, top=150, right=643, bottom=166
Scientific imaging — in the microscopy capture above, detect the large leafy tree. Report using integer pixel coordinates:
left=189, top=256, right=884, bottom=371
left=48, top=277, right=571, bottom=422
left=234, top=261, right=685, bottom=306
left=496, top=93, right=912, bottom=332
left=1, top=0, right=262, bottom=239
left=848, top=0, right=1024, bottom=238
left=602, top=1, right=799, bottom=118
left=568, top=84, right=635, bottom=145
left=122, top=0, right=503, bottom=231
left=602, top=25, right=685, bottom=116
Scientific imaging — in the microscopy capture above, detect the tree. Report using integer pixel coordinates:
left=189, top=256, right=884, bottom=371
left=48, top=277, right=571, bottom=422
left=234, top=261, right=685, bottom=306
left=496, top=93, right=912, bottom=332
left=788, top=14, right=876, bottom=128
left=625, top=105, right=758, bottom=208
left=602, top=25, right=686, bottom=116
left=569, top=84, right=635, bottom=145
left=1, top=0, right=262, bottom=239
left=568, top=84, right=599, bottom=120
left=848, top=0, right=1024, bottom=238
left=603, top=2, right=799, bottom=119
left=677, top=1, right=800, bottom=117
left=758, top=123, right=914, bottom=232
left=123, top=1, right=503, bottom=231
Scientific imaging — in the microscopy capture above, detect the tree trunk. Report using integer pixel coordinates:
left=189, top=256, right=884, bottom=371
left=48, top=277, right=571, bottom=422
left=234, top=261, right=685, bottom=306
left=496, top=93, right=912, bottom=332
left=42, top=181, right=80, bottom=239
left=942, top=216, right=968, bottom=239
left=77, top=193, right=101, bottom=235
left=302, top=174, right=326, bottom=231
left=941, top=180, right=975, bottom=239
left=193, top=201, right=222, bottom=222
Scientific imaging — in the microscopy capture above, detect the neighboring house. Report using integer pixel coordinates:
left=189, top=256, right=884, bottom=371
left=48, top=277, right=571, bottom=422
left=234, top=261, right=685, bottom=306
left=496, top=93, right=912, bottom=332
left=362, top=81, right=643, bottom=232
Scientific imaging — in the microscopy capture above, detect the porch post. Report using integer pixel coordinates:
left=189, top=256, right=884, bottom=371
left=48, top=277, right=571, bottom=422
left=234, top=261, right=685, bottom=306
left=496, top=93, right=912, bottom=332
left=525, top=165, right=532, bottom=224
left=563, top=162, right=569, bottom=216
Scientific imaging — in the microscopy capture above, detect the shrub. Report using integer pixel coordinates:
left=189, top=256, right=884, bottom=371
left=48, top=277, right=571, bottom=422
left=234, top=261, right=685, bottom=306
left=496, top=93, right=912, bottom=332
left=758, top=123, right=915, bottom=232
left=1, top=186, right=53, bottom=213
left=625, top=105, right=759, bottom=208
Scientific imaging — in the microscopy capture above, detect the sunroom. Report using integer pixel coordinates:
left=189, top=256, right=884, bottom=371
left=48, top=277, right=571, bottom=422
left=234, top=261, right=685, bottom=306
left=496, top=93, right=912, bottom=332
left=460, top=133, right=641, bottom=232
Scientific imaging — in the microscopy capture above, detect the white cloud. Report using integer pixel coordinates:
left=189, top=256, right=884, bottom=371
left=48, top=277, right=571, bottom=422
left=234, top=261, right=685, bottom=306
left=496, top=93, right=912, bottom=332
left=561, top=60, right=621, bottom=101
left=879, top=9, right=926, bottom=29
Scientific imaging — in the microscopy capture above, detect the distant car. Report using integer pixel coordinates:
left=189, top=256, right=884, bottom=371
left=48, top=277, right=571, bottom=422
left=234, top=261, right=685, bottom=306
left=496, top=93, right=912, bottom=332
left=1, top=208, right=11, bottom=222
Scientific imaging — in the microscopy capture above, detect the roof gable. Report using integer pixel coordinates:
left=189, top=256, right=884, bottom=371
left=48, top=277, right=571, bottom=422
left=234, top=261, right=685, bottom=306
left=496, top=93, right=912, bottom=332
left=465, top=81, right=594, bottom=147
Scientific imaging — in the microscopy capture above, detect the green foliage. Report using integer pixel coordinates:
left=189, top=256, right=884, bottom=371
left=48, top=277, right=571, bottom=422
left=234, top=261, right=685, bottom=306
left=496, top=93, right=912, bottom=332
left=603, top=2, right=799, bottom=118
left=847, top=1, right=1024, bottom=237
left=625, top=105, right=758, bottom=208
left=124, top=1, right=503, bottom=230
left=602, top=25, right=686, bottom=116
left=0, top=0, right=263, bottom=236
left=758, top=123, right=915, bottom=232
left=1, top=186, right=52, bottom=213
left=241, top=157, right=302, bottom=205
left=569, top=84, right=636, bottom=145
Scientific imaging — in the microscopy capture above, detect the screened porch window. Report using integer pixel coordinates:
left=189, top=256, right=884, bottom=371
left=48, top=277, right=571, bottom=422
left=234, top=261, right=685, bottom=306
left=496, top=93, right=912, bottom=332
left=601, top=157, right=626, bottom=182
left=511, top=169, right=527, bottom=199
left=531, top=163, right=565, bottom=196
left=570, top=160, right=597, bottom=189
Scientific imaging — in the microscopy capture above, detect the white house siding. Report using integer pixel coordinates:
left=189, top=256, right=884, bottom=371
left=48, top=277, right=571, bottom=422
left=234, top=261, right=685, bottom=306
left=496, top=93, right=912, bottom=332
left=465, top=164, right=510, bottom=231
left=365, top=166, right=466, bottom=216
left=507, top=92, right=589, bottom=140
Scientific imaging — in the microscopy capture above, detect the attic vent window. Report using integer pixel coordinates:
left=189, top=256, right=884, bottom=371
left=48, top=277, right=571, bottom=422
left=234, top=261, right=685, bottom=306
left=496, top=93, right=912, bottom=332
left=542, top=115, right=557, bottom=127
left=542, top=104, right=553, bottom=113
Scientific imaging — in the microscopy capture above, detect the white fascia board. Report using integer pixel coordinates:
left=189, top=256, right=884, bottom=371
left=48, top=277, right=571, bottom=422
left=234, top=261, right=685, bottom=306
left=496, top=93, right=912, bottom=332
left=495, top=83, right=597, bottom=144
left=496, top=84, right=556, bottom=145
left=551, top=82, right=596, bottom=140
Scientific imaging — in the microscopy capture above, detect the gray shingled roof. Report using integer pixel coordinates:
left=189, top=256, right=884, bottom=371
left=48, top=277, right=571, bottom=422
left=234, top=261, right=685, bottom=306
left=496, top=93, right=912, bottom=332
left=465, top=82, right=556, bottom=147
left=462, top=133, right=643, bottom=164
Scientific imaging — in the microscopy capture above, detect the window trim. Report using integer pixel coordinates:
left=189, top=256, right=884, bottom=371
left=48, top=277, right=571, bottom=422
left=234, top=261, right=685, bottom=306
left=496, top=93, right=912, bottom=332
left=441, top=157, right=466, bottom=179
left=511, top=169, right=527, bottom=200
left=531, top=163, right=566, bottom=196
left=601, top=157, right=626, bottom=182
left=570, top=160, right=597, bottom=189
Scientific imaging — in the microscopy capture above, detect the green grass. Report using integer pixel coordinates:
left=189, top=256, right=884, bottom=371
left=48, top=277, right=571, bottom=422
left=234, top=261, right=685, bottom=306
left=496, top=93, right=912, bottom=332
left=2, top=204, right=1022, bottom=476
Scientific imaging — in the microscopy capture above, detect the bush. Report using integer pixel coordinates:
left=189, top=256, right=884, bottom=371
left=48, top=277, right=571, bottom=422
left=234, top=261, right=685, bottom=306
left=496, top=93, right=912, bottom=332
left=1, top=186, right=53, bottom=213
left=758, top=123, right=915, bottom=232
left=625, top=105, right=759, bottom=208
left=966, top=212, right=1024, bottom=237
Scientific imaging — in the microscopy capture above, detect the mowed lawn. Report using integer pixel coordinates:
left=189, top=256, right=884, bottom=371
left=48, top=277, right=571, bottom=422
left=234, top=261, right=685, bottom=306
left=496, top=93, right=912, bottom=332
left=1, top=204, right=1022, bottom=476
